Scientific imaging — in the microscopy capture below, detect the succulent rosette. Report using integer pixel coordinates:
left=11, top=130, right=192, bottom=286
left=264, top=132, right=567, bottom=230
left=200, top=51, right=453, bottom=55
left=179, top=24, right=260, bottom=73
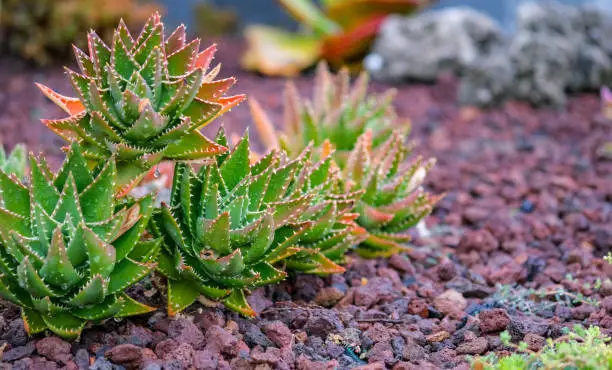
left=37, top=13, right=244, bottom=195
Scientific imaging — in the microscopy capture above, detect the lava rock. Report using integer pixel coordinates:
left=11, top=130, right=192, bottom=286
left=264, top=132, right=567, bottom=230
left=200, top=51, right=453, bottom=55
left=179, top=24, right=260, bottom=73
left=247, top=288, right=274, bottom=314
left=446, top=277, right=494, bottom=299
left=436, top=262, right=458, bottom=282
left=355, top=277, right=397, bottom=307
left=340, top=327, right=362, bottom=349
left=155, top=339, right=178, bottom=359
left=433, top=289, right=467, bottom=318
left=366, top=342, right=395, bottom=365
left=89, top=358, right=114, bottom=370
left=363, top=323, right=392, bottom=344
left=203, top=325, right=237, bottom=355
left=123, top=326, right=154, bottom=348
left=507, top=316, right=550, bottom=341
left=294, top=275, right=325, bottom=301
left=303, top=309, right=344, bottom=338
left=314, top=287, right=345, bottom=307
left=2, top=319, right=28, bottom=347
left=456, top=337, right=488, bottom=355
left=478, top=309, right=510, bottom=333
left=457, top=229, right=498, bottom=253
left=194, top=310, right=226, bottom=332
left=524, top=333, right=546, bottom=352
left=2, top=341, right=35, bottom=362
left=163, top=343, right=194, bottom=369
left=602, top=296, right=612, bottom=314
left=296, top=354, right=338, bottom=370
left=388, top=255, right=416, bottom=274
left=237, top=320, right=274, bottom=348
left=251, top=346, right=282, bottom=365
left=168, top=319, right=205, bottom=349
left=105, top=344, right=144, bottom=369
left=402, top=340, right=427, bottom=362
left=192, top=349, right=219, bottom=370
left=36, top=337, right=72, bottom=364
left=262, top=321, right=293, bottom=348
left=381, top=298, right=411, bottom=316
left=142, top=362, right=162, bottom=370
left=408, top=299, right=429, bottom=318
left=74, top=349, right=90, bottom=370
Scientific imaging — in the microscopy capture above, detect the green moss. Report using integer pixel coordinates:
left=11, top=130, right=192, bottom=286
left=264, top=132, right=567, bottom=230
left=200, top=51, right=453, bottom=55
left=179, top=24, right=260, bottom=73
left=470, top=326, right=612, bottom=370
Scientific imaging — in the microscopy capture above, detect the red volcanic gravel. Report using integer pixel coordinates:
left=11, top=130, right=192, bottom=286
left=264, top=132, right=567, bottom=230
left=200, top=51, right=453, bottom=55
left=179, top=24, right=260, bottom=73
left=0, top=38, right=610, bottom=369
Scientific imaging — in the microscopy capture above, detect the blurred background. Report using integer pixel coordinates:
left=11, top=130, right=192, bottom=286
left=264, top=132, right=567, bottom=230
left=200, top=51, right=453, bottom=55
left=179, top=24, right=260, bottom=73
left=159, top=0, right=612, bottom=31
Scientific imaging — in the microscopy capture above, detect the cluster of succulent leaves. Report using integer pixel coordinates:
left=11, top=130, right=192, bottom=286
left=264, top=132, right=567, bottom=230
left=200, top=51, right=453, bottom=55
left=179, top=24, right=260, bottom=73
left=252, top=62, right=439, bottom=257
left=0, top=144, right=157, bottom=339
left=0, top=0, right=160, bottom=65
left=252, top=63, right=406, bottom=166
left=0, top=144, right=27, bottom=180
left=470, top=326, right=612, bottom=370
left=37, top=12, right=244, bottom=196
left=0, top=12, right=247, bottom=339
left=149, top=128, right=365, bottom=316
left=0, top=12, right=438, bottom=339
left=241, top=0, right=432, bottom=76
left=342, top=129, right=440, bottom=257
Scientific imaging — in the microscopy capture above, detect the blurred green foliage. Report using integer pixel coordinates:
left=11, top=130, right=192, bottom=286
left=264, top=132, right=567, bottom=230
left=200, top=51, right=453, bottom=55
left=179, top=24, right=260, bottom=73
left=192, top=1, right=238, bottom=37
left=0, top=0, right=161, bottom=65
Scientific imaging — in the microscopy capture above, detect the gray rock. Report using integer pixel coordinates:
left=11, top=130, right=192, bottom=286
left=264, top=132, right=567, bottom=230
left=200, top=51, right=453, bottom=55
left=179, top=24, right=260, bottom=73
left=509, top=31, right=574, bottom=107
left=509, top=1, right=612, bottom=105
left=574, top=5, right=612, bottom=89
left=572, top=44, right=612, bottom=90
left=367, top=7, right=505, bottom=82
left=89, top=358, right=114, bottom=370
left=459, top=52, right=515, bottom=107
left=445, top=277, right=493, bottom=299
left=236, top=320, right=273, bottom=348
left=142, top=363, right=163, bottom=370
left=507, top=316, right=550, bottom=341
left=303, top=309, right=344, bottom=338
left=582, top=5, right=612, bottom=56
left=75, top=349, right=90, bottom=370
left=2, top=342, right=35, bottom=362
left=516, top=1, right=583, bottom=36
left=370, top=1, right=612, bottom=107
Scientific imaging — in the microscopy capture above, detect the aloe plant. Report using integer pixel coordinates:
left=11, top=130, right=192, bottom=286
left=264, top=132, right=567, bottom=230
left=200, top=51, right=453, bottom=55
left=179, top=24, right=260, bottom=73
left=344, top=130, right=441, bottom=257
left=150, top=129, right=364, bottom=316
left=0, top=144, right=27, bottom=179
left=251, top=63, right=408, bottom=167
left=275, top=142, right=366, bottom=274
left=37, top=12, right=244, bottom=196
left=0, top=144, right=158, bottom=339
left=251, top=63, right=436, bottom=257
left=241, top=0, right=432, bottom=76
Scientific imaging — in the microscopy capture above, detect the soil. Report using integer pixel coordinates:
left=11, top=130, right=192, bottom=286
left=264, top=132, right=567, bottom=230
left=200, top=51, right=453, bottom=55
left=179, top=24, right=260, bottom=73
left=0, top=38, right=611, bottom=369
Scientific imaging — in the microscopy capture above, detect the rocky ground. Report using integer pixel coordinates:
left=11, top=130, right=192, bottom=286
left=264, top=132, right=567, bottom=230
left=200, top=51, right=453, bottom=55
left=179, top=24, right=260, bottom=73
left=0, top=39, right=611, bottom=369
